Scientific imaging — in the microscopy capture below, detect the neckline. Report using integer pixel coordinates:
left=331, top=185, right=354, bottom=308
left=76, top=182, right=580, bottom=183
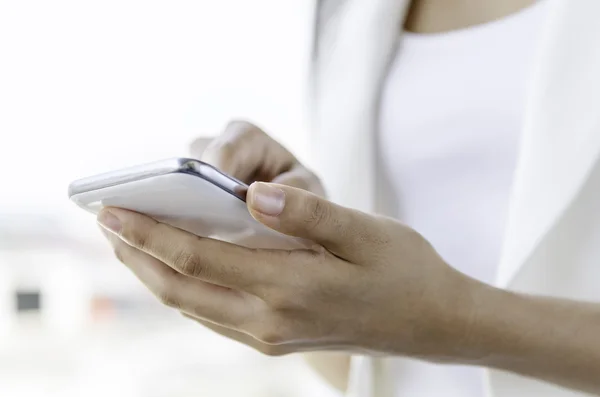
left=402, top=0, right=547, bottom=42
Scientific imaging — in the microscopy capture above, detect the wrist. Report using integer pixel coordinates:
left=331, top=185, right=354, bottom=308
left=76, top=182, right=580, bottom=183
left=452, top=280, right=528, bottom=366
left=427, top=274, right=513, bottom=364
left=399, top=271, right=498, bottom=362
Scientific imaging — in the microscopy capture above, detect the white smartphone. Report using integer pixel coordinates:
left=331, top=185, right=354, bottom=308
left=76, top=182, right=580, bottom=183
left=68, top=158, right=307, bottom=249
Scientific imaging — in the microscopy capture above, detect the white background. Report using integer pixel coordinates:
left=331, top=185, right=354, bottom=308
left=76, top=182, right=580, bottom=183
left=0, top=1, right=337, bottom=396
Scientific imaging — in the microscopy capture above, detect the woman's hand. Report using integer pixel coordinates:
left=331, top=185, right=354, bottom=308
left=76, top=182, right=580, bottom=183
left=97, top=182, right=481, bottom=360
left=193, top=120, right=325, bottom=196
left=192, top=121, right=350, bottom=390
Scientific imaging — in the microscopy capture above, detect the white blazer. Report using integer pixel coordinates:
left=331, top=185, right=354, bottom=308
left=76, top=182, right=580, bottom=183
left=309, top=0, right=600, bottom=396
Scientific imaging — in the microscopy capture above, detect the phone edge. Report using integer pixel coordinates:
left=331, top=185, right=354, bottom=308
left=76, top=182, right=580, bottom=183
left=68, top=158, right=248, bottom=202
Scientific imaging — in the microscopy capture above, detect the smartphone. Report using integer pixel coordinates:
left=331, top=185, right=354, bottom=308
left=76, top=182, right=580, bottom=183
left=68, top=158, right=307, bottom=249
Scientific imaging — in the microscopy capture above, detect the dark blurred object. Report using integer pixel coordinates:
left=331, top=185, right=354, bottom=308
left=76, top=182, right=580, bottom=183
left=16, top=290, right=41, bottom=312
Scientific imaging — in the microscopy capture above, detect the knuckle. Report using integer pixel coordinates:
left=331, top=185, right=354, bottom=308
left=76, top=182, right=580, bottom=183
left=157, top=291, right=178, bottom=308
left=361, top=215, right=395, bottom=247
left=155, top=277, right=181, bottom=309
left=156, top=288, right=180, bottom=309
left=304, top=197, right=330, bottom=232
left=253, top=314, right=295, bottom=346
left=112, top=246, right=127, bottom=265
left=121, top=227, right=149, bottom=251
left=172, top=249, right=202, bottom=277
left=258, top=327, right=286, bottom=345
left=258, top=344, right=285, bottom=357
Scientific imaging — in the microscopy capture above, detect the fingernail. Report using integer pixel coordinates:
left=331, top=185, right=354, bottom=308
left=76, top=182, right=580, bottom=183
left=97, top=210, right=122, bottom=233
left=250, top=183, right=285, bottom=216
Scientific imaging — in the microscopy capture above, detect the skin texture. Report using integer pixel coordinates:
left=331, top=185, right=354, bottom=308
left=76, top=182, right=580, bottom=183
left=404, top=0, right=538, bottom=34
left=195, top=121, right=348, bottom=391
left=99, top=182, right=473, bottom=357
left=98, top=123, right=600, bottom=395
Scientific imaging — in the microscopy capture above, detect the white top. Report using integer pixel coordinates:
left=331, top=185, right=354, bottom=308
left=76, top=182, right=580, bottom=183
left=377, top=2, right=548, bottom=396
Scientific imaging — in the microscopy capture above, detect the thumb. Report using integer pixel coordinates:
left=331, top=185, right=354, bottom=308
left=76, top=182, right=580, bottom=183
left=246, top=182, right=383, bottom=259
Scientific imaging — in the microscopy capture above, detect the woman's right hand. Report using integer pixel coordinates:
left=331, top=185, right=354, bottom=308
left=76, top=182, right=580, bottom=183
left=189, top=121, right=348, bottom=392
left=192, top=120, right=325, bottom=197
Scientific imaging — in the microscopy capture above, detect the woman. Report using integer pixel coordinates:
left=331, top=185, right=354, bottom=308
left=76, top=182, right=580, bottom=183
left=97, top=0, right=600, bottom=396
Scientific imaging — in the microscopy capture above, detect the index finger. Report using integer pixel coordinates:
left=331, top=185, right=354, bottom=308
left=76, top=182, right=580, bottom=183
left=200, top=120, right=295, bottom=183
left=97, top=207, right=281, bottom=291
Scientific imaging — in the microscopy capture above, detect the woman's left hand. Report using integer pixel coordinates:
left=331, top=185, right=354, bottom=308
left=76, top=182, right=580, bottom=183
left=97, top=182, right=484, bottom=360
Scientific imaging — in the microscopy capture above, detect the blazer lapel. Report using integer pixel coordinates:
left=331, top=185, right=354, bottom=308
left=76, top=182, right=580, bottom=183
left=310, top=0, right=410, bottom=212
left=497, top=0, right=600, bottom=287
left=311, top=3, right=410, bottom=397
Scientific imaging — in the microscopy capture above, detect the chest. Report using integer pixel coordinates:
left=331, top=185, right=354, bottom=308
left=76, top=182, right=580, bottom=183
left=376, top=2, right=548, bottom=282
left=379, top=2, right=546, bottom=173
left=312, top=0, right=600, bottom=286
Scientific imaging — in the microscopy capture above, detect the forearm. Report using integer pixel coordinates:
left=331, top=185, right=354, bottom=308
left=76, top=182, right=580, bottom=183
left=465, top=283, right=600, bottom=394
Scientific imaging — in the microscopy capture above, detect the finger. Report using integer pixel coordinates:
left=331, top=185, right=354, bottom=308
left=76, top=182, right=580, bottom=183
left=100, top=228, right=249, bottom=327
left=246, top=183, right=390, bottom=261
left=97, top=207, right=280, bottom=290
left=181, top=314, right=284, bottom=355
left=272, top=166, right=326, bottom=196
left=200, top=120, right=295, bottom=183
left=188, top=136, right=212, bottom=158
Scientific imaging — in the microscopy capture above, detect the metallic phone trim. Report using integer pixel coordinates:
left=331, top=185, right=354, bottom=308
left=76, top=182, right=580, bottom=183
left=68, top=158, right=248, bottom=202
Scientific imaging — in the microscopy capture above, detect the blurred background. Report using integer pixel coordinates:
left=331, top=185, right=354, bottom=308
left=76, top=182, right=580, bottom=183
left=0, top=0, right=335, bottom=395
